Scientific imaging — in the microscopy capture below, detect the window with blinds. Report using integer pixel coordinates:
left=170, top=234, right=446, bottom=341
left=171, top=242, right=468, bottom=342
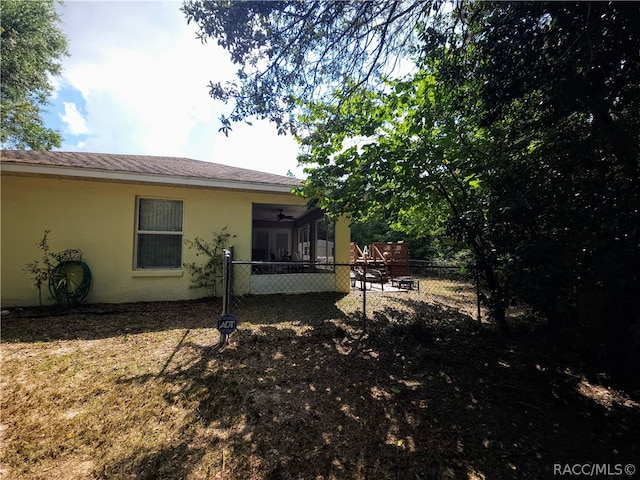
left=135, top=198, right=183, bottom=269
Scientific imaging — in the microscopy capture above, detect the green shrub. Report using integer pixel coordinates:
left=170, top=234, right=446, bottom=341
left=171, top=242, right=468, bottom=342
left=183, top=227, right=235, bottom=298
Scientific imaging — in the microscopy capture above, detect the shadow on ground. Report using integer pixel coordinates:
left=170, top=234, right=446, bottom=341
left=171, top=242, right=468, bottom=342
left=1, top=299, right=222, bottom=342
left=62, top=294, right=640, bottom=479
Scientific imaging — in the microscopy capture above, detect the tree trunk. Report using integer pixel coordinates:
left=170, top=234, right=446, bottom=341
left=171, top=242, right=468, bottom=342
left=590, top=96, right=639, bottom=181
left=470, top=238, right=508, bottom=330
left=483, top=263, right=508, bottom=330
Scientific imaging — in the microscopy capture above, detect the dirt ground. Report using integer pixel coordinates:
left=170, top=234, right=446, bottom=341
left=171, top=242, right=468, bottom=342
left=1, top=292, right=639, bottom=479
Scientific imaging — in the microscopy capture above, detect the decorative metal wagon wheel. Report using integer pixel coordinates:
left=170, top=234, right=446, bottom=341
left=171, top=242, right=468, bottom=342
left=48, top=249, right=92, bottom=305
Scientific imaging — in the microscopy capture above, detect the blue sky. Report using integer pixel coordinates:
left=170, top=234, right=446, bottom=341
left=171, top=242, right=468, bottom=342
left=43, top=0, right=304, bottom=177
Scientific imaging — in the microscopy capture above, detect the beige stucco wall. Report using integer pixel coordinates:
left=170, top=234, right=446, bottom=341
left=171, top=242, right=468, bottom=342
left=1, top=174, right=349, bottom=307
left=333, top=218, right=352, bottom=292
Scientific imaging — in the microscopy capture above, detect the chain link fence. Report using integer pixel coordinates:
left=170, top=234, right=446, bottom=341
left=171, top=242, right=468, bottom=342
left=226, top=259, right=484, bottom=326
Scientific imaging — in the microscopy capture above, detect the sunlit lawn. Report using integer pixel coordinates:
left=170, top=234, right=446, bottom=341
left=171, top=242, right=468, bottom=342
left=2, top=284, right=638, bottom=479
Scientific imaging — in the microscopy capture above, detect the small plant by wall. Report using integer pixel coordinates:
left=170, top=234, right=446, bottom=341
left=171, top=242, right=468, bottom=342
left=24, top=230, right=59, bottom=305
left=23, top=230, right=91, bottom=306
left=183, top=227, right=236, bottom=298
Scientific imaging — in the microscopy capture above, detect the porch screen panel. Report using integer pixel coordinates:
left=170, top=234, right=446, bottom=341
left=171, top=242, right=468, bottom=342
left=296, top=224, right=310, bottom=260
left=315, top=218, right=335, bottom=269
left=275, top=232, right=289, bottom=259
left=136, top=198, right=183, bottom=268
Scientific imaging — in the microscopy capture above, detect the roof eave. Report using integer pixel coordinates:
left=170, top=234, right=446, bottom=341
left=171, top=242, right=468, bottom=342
left=0, top=163, right=300, bottom=194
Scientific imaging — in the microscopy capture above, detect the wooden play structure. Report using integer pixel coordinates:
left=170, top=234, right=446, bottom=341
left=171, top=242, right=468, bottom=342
left=350, top=241, right=411, bottom=278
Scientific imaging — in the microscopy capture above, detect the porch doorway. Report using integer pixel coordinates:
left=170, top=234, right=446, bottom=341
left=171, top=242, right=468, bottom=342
left=251, top=203, right=334, bottom=269
left=253, top=229, right=291, bottom=262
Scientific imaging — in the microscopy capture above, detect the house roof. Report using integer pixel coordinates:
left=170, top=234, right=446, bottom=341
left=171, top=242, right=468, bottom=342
left=0, top=150, right=302, bottom=193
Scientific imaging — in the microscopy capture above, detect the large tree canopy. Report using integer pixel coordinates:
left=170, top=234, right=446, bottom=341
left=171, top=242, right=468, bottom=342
left=182, top=0, right=432, bottom=133
left=459, top=2, right=640, bottom=327
left=302, top=2, right=640, bottom=326
left=186, top=1, right=640, bottom=374
left=0, top=0, right=68, bottom=150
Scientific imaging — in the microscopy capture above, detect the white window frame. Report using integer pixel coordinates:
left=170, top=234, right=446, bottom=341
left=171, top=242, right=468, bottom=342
left=134, top=197, right=183, bottom=269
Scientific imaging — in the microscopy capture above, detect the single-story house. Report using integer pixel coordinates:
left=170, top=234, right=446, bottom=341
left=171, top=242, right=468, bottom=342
left=0, top=150, right=350, bottom=307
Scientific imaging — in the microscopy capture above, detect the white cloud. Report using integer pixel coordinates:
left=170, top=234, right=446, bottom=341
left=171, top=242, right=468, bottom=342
left=208, top=122, right=304, bottom=177
left=54, top=1, right=303, bottom=177
left=59, top=102, right=88, bottom=135
left=48, top=74, right=61, bottom=100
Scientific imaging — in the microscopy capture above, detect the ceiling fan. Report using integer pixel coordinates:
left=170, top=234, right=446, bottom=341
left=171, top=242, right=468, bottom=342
left=276, top=209, right=294, bottom=221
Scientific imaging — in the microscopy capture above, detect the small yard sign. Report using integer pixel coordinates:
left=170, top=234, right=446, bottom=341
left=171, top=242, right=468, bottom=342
left=217, top=313, right=237, bottom=335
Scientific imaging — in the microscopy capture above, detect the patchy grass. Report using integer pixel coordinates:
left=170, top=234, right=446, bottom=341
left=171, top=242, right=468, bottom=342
left=1, top=287, right=639, bottom=480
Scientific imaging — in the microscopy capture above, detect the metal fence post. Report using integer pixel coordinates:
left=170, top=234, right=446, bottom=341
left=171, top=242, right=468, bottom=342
left=362, top=263, right=367, bottom=322
left=219, top=246, right=234, bottom=346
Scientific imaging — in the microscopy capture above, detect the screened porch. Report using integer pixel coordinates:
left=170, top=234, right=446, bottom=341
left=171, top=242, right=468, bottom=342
left=247, top=203, right=338, bottom=294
